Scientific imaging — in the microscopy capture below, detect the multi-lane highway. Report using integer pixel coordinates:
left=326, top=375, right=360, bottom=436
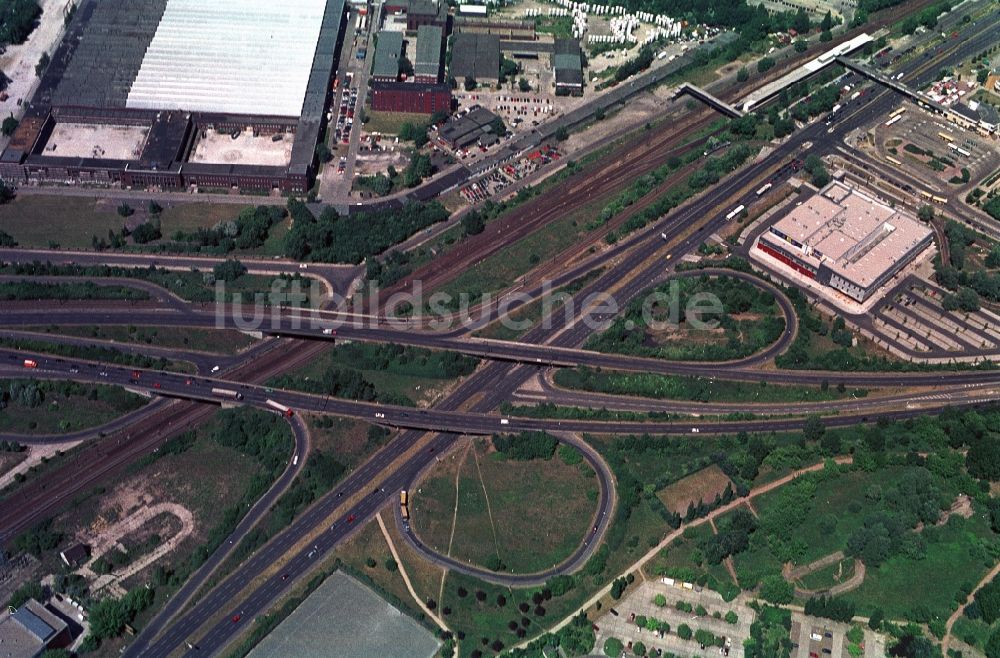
left=0, top=9, right=996, bottom=657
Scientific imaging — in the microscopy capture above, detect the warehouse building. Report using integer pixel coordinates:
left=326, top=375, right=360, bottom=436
left=0, top=599, right=72, bottom=658
left=453, top=16, right=535, bottom=40
left=437, top=105, right=500, bottom=149
left=553, top=39, right=584, bottom=96
left=450, top=32, right=500, bottom=85
left=372, top=30, right=404, bottom=82
left=414, top=25, right=444, bottom=83
left=406, top=0, right=449, bottom=31
left=0, top=0, right=348, bottom=193
left=755, top=180, right=933, bottom=302
left=371, top=81, right=452, bottom=114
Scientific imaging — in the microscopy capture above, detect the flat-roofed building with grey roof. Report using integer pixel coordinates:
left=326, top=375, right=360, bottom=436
left=0, top=599, right=72, bottom=658
left=755, top=179, right=933, bottom=302
left=372, top=30, right=404, bottom=82
left=414, top=25, right=443, bottom=83
left=450, top=32, right=499, bottom=85
left=406, top=0, right=449, bottom=31
left=553, top=39, right=583, bottom=96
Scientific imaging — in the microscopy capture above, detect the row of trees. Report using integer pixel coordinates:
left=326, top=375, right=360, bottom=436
left=284, top=199, right=448, bottom=264
left=491, top=431, right=559, bottom=460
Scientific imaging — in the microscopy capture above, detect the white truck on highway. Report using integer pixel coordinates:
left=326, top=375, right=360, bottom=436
left=212, top=387, right=244, bottom=401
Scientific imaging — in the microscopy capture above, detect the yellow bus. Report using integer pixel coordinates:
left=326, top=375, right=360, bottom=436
left=886, top=155, right=902, bottom=166
left=938, top=132, right=955, bottom=143
left=890, top=107, right=907, bottom=118
left=932, top=195, right=947, bottom=203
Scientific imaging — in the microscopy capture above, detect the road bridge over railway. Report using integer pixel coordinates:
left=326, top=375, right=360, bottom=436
left=834, top=56, right=949, bottom=114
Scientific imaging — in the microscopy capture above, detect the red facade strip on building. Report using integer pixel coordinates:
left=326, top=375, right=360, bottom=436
left=370, top=82, right=452, bottom=115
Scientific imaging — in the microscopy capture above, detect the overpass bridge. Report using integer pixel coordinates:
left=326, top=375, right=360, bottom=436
left=834, top=56, right=948, bottom=114
left=674, top=82, right=744, bottom=118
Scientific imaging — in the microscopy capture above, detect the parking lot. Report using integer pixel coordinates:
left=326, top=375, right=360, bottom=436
left=593, top=580, right=755, bottom=658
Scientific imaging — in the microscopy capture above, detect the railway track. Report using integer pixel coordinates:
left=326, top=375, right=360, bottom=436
left=0, top=338, right=328, bottom=542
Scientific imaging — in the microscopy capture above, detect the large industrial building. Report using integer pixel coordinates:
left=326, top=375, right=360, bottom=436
left=450, top=32, right=500, bottom=85
left=414, top=25, right=444, bottom=83
left=755, top=180, right=933, bottom=302
left=0, top=0, right=348, bottom=193
left=372, top=30, right=404, bottom=82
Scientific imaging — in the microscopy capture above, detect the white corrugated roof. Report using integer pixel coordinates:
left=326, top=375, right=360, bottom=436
left=127, top=0, right=327, bottom=117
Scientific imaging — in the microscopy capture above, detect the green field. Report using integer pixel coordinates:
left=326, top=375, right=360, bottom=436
left=849, top=513, right=997, bottom=620
left=0, top=195, right=266, bottom=250
left=29, top=325, right=259, bottom=356
left=585, top=274, right=785, bottom=361
left=411, top=438, right=598, bottom=574
left=0, top=379, right=147, bottom=434
left=268, top=342, right=478, bottom=407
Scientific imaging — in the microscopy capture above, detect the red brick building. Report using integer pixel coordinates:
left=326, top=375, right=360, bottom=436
left=371, top=81, right=452, bottom=114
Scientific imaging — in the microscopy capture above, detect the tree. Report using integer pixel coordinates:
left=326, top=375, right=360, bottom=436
left=821, top=11, right=834, bottom=31
left=820, top=29, right=833, bottom=41
left=917, top=205, right=935, bottom=221
left=464, top=75, right=477, bottom=91
left=1, top=115, right=18, bottom=136
left=603, top=637, right=624, bottom=657
left=759, top=575, right=793, bottom=604
left=555, top=126, right=569, bottom=141
left=803, top=415, right=826, bottom=443
left=678, top=624, right=692, bottom=640
left=757, top=57, right=775, bottom=73
left=7, top=581, right=44, bottom=610
left=117, top=202, right=134, bottom=217
left=462, top=210, right=486, bottom=235
left=315, top=141, right=332, bottom=163
left=654, top=593, right=667, bottom=607
left=518, top=77, right=530, bottom=92
left=725, top=610, right=739, bottom=624
left=986, top=627, right=1000, bottom=658
left=868, top=608, right=884, bottom=630
left=213, top=258, right=247, bottom=282
left=794, top=39, right=808, bottom=52
left=0, top=229, right=16, bottom=246
left=35, top=52, right=50, bottom=77
left=736, top=66, right=750, bottom=82
left=793, top=8, right=811, bottom=33
left=633, top=641, right=647, bottom=656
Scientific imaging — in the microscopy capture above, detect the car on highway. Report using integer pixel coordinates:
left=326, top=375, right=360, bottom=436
left=232, top=615, right=241, bottom=624
left=347, top=514, right=356, bottom=523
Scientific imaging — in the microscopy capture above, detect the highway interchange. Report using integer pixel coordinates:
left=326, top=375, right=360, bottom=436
left=0, top=7, right=999, bottom=657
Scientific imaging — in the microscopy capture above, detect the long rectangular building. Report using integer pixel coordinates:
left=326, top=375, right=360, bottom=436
left=414, top=25, right=443, bottom=83
left=371, top=81, right=451, bottom=114
left=372, top=30, right=404, bottom=82
left=0, top=0, right=348, bottom=194
left=756, top=180, right=933, bottom=302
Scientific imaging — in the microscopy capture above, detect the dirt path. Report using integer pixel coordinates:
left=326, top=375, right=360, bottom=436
left=943, top=559, right=1000, bottom=654
left=440, top=442, right=472, bottom=606
left=377, top=512, right=450, bottom=632
left=80, top=502, right=194, bottom=595
left=784, top=550, right=867, bottom=598
left=471, top=445, right=502, bottom=567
